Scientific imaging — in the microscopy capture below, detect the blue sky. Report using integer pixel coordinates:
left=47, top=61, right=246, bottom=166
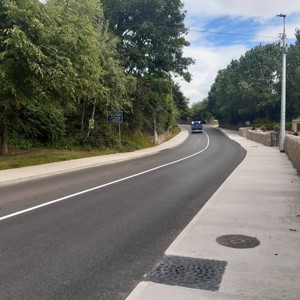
left=179, top=0, right=300, bottom=105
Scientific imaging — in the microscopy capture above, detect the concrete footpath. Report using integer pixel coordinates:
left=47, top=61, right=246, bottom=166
left=126, top=129, right=300, bottom=300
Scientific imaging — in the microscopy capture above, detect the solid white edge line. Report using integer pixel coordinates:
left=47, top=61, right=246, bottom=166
left=0, top=132, right=210, bottom=222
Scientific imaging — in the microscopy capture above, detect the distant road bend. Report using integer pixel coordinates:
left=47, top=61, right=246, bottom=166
left=0, top=126, right=246, bottom=300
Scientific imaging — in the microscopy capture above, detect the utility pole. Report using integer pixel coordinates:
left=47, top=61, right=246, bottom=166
left=277, top=14, right=287, bottom=153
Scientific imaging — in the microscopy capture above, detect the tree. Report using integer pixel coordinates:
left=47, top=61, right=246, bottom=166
left=207, top=43, right=281, bottom=124
left=172, top=82, right=190, bottom=121
left=0, top=0, right=133, bottom=153
left=190, top=98, right=212, bottom=122
left=46, top=0, right=135, bottom=143
left=101, top=0, right=194, bottom=81
left=238, top=44, right=281, bottom=120
left=0, top=0, right=104, bottom=153
left=125, top=76, right=176, bottom=136
left=286, top=29, right=300, bottom=118
left=0, top=0, right=60, bottom=154
left=101, top=0, right=193, bottom=136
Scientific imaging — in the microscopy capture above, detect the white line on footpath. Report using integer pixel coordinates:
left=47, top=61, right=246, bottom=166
left=0, top=132, right=210, bottom=222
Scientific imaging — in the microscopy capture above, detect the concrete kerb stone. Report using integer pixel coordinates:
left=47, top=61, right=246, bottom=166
left=0, top=126, right=190, bottom=186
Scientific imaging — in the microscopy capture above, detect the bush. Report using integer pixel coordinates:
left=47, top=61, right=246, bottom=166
left=253, top=122, right=291, bottom=132
left=120, top=132, right=154, bottom=152
left=10, top=134, right=34, bottom=150
left=120, top=140, right=139, bottom=151
left=253, top=118, right=270, bottom=125
left=20, top=103, right=66, bottom=144
left=286, top=122, right=292, bottom=131
left=85, top=124, right=120, bottom=149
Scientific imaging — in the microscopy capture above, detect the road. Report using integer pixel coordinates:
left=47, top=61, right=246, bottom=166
left=0, top=126, right=246, bottom=300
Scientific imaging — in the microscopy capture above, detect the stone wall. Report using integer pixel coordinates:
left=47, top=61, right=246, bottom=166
left=246, top=130, right=272, bottom=146
left=285, top=135, right=300, bottom=173
left=239, top=127, right=300, bottom=174
left=153, top=130, right=172, bottom=145
left=239, top=127, right=250, bottom=138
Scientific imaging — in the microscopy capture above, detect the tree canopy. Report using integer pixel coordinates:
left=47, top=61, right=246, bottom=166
left=207, top=43, right=286, bottom=124
left=192, top=33, right=300, bottom=127
left=0, top=0, right=192, bottom=154
left=101, top=0, right=193, bottom=81
left=101, top=0, right=193, bottom=138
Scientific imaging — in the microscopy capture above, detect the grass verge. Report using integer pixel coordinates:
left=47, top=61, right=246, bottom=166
left=0, top=148, right=118, bottom=171
left=0, top=127, right=181, bottom=170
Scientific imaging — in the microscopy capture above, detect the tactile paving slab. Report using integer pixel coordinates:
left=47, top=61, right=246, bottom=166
left=145, top=255, right=227, bottom=291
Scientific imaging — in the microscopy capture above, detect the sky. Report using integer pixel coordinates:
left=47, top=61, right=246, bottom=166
left=179, top=0, right=300, bottom=106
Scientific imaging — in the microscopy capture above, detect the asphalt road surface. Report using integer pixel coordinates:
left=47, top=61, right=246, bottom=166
left=0, top=126, right=246, bottom=300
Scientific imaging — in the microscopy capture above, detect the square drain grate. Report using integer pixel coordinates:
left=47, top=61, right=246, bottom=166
left=145, top=255, right=227, bottom=291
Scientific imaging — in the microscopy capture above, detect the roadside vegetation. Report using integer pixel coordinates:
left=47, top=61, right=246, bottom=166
left=190, top=30, right=300, bottom=129
left=0, top=129, right=160, bottom=170
left=0, top=0, right=192, bottom=157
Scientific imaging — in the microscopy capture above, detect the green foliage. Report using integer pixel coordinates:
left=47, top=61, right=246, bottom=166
left=0, top=0, right=104, bottom=152
left=0, top=0, right=191, bottom=155
left=252, top=122, right=291, bottom=131
left=20, top=103, right=66, bottom=143
left=273, top=124, right=280, bottom=132
left=101, top=0, right=194, bottom=80
left=0, top=0, right=50, bottom=153
left=208, top=44, right=282, bottom=124
left=252, top=118, right=270, bottom=124
left=79, top=122, right=119, bottom=149
left=172, top=82, right=190, bottom=121
left=129, top=76, right=178, bottom=134
left=190, top=98, right=212, bottom=122
left=208, top=36, right=300, bottom=125
left=286, top=29, right=300, bottom=118
left=120, top=133, right=153, bottom=151
left=10, top=133, right=35, bottom=150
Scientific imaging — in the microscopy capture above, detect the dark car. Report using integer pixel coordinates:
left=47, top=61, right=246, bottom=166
left=191, top=121, right=203, bottom=133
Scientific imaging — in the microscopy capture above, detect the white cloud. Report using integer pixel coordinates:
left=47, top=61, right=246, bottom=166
left=183, top=0, right=300, bottom=20
left=176, top=44, right=248, bottom=104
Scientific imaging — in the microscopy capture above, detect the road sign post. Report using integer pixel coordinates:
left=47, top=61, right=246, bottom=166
left=107, top=112, right=123, bottom=141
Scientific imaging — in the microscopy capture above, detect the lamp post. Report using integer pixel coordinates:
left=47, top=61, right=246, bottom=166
left=277, top=14, right=287, bottom=153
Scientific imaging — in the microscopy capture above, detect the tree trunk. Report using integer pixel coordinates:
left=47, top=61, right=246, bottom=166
left=81, top=100, right=86, bottom=132
left=153, top=111, right=158, bottom=145
left=1, top=122, right=9, bottom=155
left=83, top=100, right=96, bottom=143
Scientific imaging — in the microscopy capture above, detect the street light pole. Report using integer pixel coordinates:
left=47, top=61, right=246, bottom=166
left=277, top=14, right=287, bottom=153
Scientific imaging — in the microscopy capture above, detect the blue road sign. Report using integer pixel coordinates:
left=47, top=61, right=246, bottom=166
left=108, top=112, right=123, bottom=123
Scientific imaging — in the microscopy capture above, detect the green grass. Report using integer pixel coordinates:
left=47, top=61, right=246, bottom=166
left=0, top=127, right=181, bottom=170
left=0, top=148, right=118, bottom=170
left=166, top=126, right=181, bottom=141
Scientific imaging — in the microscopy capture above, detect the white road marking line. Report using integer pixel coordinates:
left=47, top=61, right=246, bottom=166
left=0, top=132, right=209, bottom=222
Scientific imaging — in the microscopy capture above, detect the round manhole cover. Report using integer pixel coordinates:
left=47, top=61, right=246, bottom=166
left=216, top=234, right=260, bottom=249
